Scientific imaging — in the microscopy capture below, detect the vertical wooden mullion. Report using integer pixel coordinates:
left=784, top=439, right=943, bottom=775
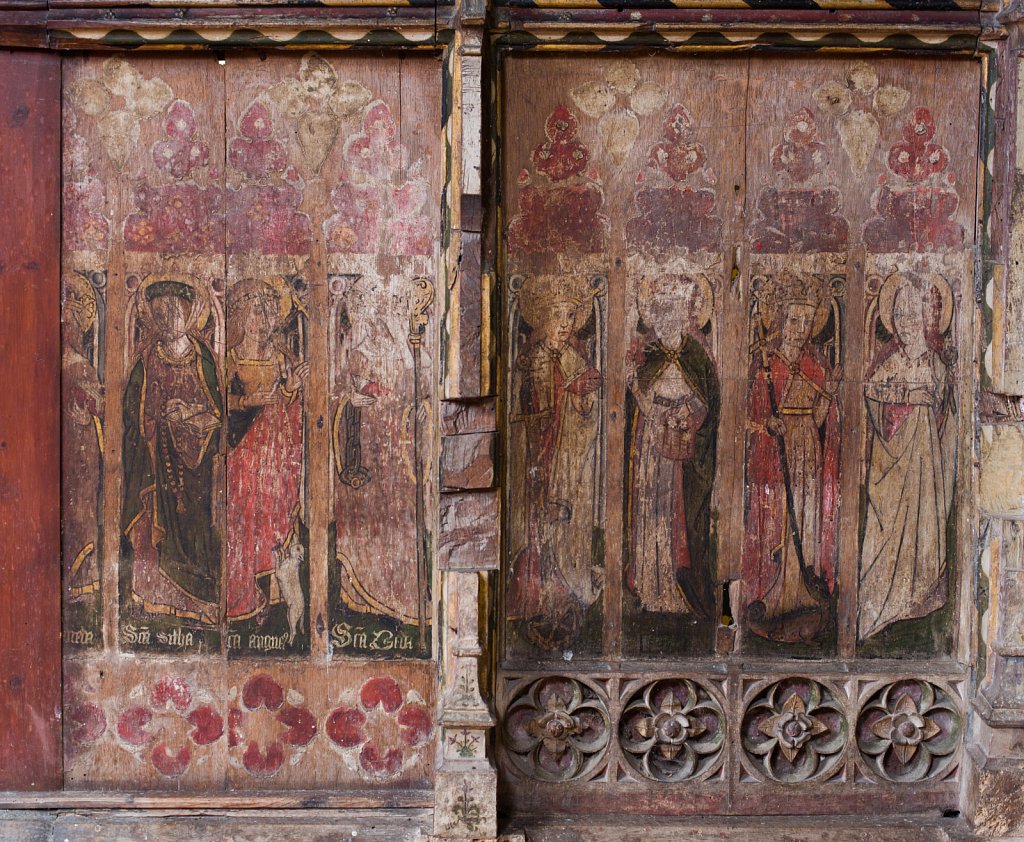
left=603, top=254, right=625, bottom=662
left=838, top=246, right=867, bottom=659
left=306, top=112, right=331, bottom=667
left=101, top=112, right=129, bottom=658
left=720, top=55, right=754, bottom=606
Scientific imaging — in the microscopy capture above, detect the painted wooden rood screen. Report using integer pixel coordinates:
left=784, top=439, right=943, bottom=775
left=498, top=53, right=978, bottom=815
left=60, top=52, right=442, bottom=791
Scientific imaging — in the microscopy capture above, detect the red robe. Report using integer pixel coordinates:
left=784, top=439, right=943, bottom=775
left=742, top=348, right=840, bottom=643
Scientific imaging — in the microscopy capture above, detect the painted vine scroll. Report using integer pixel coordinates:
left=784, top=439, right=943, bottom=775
left=501, top=54, right=978, bottom=665
left=61, top=52, right=441, bottom=791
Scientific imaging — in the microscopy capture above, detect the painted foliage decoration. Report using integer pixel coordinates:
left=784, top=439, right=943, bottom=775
left=750, top=108, right=849, bottom=254
left=627, top=104, right=723, bottom=255
left=864, top=107, right=964, bottom=253
left=813, top=61, right=910, bottom=176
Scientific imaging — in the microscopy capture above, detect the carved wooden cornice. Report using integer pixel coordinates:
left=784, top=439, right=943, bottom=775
left=0, top=1, right=999, bottom=50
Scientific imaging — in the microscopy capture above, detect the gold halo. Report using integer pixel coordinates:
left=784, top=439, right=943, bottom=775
left=64, top=272, right=98, bottom=333
left=811, top=298, right=832, bottom=338
left=641, top=273, right=714, bottom=331
left=138, top=273, right=210, bottom=334
left=517, top=273, right=589, bottom=332
left=878, top=271, right=953, bottom=337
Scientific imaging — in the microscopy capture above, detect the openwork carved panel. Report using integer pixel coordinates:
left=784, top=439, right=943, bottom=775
left=856, top=679, right=962, bottom=783
left=740, top=677, right=847, bottom=784
left=502, top=676, right=611, bottom=782
left=619, top=678, right=726, bottom=782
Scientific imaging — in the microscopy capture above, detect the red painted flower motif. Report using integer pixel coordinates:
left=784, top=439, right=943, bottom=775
left=361, top=676, right=403, bottom=712
left=865, top=106, right=963, bottom=252
left=326, top=101, right=431, bottom=256
left=325, top=706, right=366, bottom=748
left=124, top=182, right=223, bottom=254
left=64, top=177, right=110, bottom=251
left=117, top=706, right=153, bottom=746
left=345, top=101, right=398, bottom=180
left=231, top=673, right=317, bottom=779
left=648, top=105, right=709, bottom=184
left=532, top=105, right=589, bottom=182
left=771, top=108, right=830, bottom=185
left=113, top=675, right=224, bottom=779
left=887, top=107, right=950, bottom=184
left=229, top=101, right=288, bottom=179
left=153, top=100, right=210, bottom=179
left=67, top=701, right=107, bottom=745
left=325, top=181, right=382, bottom=254
left=325, top=676, right=433, bottom=779
left=188, top=704, right=224, bottom=745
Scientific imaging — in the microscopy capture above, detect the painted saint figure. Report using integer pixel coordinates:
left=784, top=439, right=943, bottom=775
left=333, top=273, right=434, bottom=634
left=121, top=277, right=222, bottom=625
left=625, top=274, right=718, bottom=619
left=742, top=275, right=841, bottom=644
left=225, top=277, right=307, bottom=628
left=508, top=274, right=603, bottom=650
left=858, top=271, right=955, bottom=641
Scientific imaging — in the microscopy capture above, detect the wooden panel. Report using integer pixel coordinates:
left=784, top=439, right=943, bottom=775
left=63, top=55, right=229, bottom=656
left=854, top=58, right=979, bottom=659
left=620, top=59, right=746, bottom=660
left=502, top=56, right=611, bottom=661
left=497, top=52, right=978, bottom=818
left=0, top=48, right=61, bottom=791
left=62, top=50, right=441, bottom=793
left=325, top=55, right=442, bottom=660
left=740, top=59, right=851, bottom=658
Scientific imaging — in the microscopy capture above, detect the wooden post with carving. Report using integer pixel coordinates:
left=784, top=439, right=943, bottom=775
left=433, top=0, right=500, bottom=835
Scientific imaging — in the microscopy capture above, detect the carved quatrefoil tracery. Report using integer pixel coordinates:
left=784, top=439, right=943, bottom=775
left=619, top=678, right=726, bottom=782
left=503, top=676, right=611, bottom=782
left=741, top=677, right=848, bottom=783
left=857, top=679, right=961, bottom=783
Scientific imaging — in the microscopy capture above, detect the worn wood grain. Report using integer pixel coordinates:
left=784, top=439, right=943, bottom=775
left=0, top=48, right=62, bottom=791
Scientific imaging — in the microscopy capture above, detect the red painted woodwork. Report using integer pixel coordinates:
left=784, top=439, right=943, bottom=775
left=0, top=49, right=62, bottom=790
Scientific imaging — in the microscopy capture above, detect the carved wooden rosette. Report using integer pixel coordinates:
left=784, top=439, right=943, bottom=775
left=740, top=677, right=848, bottom=784
left=501, top=676, right=612, bottom=783
left=856, top=679, right=962, bottom=783
left=618, top=678, right=726, bottom=782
